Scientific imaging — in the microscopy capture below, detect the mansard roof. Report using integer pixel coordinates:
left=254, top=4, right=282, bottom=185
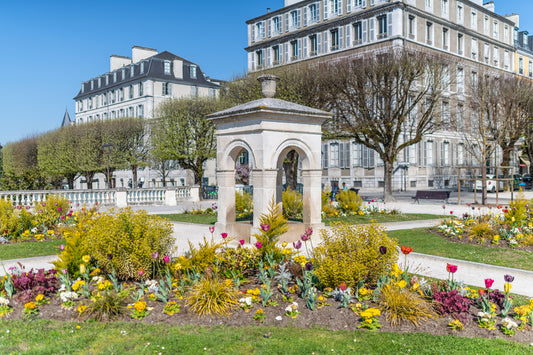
left=74, top=51, right=220, bottom=100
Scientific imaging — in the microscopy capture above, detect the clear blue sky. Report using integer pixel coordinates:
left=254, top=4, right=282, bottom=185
left=0, top=0, right=531, bottom=145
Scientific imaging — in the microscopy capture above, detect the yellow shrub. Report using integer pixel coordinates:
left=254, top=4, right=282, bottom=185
left=0, top=199, right=35, bottom=242
left=33, top=195, right=70, bottom=228
left=187, top=277, right=239, bottom=317
left=235, top=190, right=253, bottom=219
left=336, top=190, right=363, bottom=214
left=75, top=208, right=173, bottom=281
left=504, top=193, right=529, bottom=227
left=313, top=223, right=398, bottom=289
left=282, top=188, right=303, bottom=219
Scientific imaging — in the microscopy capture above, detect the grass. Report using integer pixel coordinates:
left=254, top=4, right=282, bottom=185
left=0, top=239, right=64, bottom=261
left=157, top=213, right=440, bottom=226
left=0, top=321, right=530, bottom=354
left=388, top=228, right=533, bottom=271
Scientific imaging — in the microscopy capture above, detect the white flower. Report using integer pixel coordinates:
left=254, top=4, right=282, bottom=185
left=59, top=291, right=78, bottom=302
left=239, top=297, right=252, bottom=306
left=502, top=318, right=518, bottom=329
left=275, top=316, right=282, bottom=321
left=92, top=276, right=104, bottom=283
left=285, top=302, right=298, bottom=313
left=0, top=297, right=9, bottom=306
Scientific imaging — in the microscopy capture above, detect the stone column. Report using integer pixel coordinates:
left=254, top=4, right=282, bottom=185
left=301, top=169, right=323, bottom=227
left=215, top=170, right=236, bottom=232
left=252, top=169, right=279, bottom=229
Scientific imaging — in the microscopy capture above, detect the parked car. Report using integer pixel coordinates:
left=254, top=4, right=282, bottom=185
left=521, top=174, right=532, bottom=190
left=474, top=174, right=504, bottom=193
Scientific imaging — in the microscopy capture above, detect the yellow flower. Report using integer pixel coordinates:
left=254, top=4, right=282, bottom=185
left=359, top=287, right=368, bottom=296
left=35, top=294, right=44, bottom=302
left=82, top=255, right=91, bottom=264
left=411, top=282, right=419, bottom=291
left=134, top=301, right=146, bottom=312
left=25, top=302, right=37, bottom=310
left=72, top=280, right=85, bottom=292
left=396, top=280, right=407, bottom=289
left=79, top=264, right=86, bottom=274
left=504, top=282, right=512, bottom=294
left=255, top=308, right=264, bottom=315
left=282, top=242, right=288, bottom=248
left=77, top=305, right=87, bottom=314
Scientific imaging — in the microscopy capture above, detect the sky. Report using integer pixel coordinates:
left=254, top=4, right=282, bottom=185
left=0, top=0, right=532, bottom=146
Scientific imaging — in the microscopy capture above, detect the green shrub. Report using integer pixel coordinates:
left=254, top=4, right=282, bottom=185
left=312, top=223, right=398, bottom=289
left=186, top=277, right=239, bottom=317
left=33, top=195, right=70, bottom=228
left=336, top=190, right=362, bottom=214
left=282, top=188, right=303, bottom=219
left=378, top=284, right=438, bottom=326
left=235, top=190, right=253, bottom=219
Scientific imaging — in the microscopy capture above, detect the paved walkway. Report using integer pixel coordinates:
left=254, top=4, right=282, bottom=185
left=2, top=199, right=533, bottom=297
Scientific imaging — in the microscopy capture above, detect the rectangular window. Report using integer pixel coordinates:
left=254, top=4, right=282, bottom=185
left=330, top=143, right=339, bottom=168
left=164, top=60, right=171, bottom=75
left=519, top=57, right=524, bottom=75
left=493, top=21, right=499, bottom=39
left=362, top=146, right=375, bottom=169
left=309, top=35, right=318, bottom=56
left=354, top=22, right=363, bottom=44
left=442, top=0, right=448, bottom=17
left=529, top=61, right=532, bottom=77
left=442, top=28, right=449, bottom=50
left=424, top=140, right=433, bottom=167
left=290, top=10, right=301, bottom=30
left=457, top=34, right=463, bottom=55
left=162, top=82, right=171, bottom=96
left=129, top=107, right=134, bottom=117
left=256, top=50, right=264, bottom=69
left=408, top=16, right=415, bottom=39
left=140, top=61, right=145, bottom=74
left=309, top=3, right=319, bottom=24
left=255, top=21, right=266, bottom=40
left=504, top=51, right=510, bottom=69
left=457, top=104, right=464, bottom=131
left=191, top=86, right=198, bottom=97
left=331, top=29, right=339, bottom=50
left=190, top=65, right=197, bottom=79
left=291, top=40, right=298, bottom=60
left=471, top=71, right=478, bottom=86
left=272, top=16, right=282, bottom=35
left=113, top=72, right=117, bottom=82
left=352, top=142, right=361, bottom=167
left=129, top=85, right=133, bottom=99
left=130, top=65, right=134, bottom=77
left=441, top=101, right=449, bottom=127
left=504, top=25, right=509, bottom=43
left=484, top=43, right=490, bottom=63
left=484, top=16, right=489, bottom=35
left=471, top=38, right=478, bottom=60
left=273, top=45, right=281, bottom=64
left=138, top=82, right=143, bottom=96
left=426, top=22, right=433, bottom=45
left=98, top=78, right=101, bottom=87
left=138, top=105, right=144, bottom=118
left=209, top=88, right=217, bottom=98
left=377, top=15, right=387, bottom=39
left=471, top=11, right=477, bottom=30
left=425, top=0, right=432, bottom=11
left=493, top=47, right=499, bottom=66
left=331, top=0, right=341, bottom=16
left=354, top=0, right=365, bottom=9
left=457, top=67, right=464, bottom=93
left=119, top=88, right=124, bottom=101
left=457, top=143, right=464, bottom=165
left=442, top=142, right=450, bottom=166
left=457, top=4, right=463, bottom=24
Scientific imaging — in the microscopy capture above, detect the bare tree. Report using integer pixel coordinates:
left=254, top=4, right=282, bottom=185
left=319, top=49, right=447, bottom=202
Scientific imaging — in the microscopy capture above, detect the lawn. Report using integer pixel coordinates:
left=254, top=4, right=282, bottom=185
left=0, top=321, right=530, bottom=354
left=157, top=213, right=440, bottom=226
left=388, top=228, right=533, bottom=271
left=0, top=239, right=64, bottom=261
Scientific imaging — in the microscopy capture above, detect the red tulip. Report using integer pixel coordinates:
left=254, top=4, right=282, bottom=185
left=339, top=282, right=347, bottom=291
left=163, top=256, right=170, bottom=263
left=401, top=245, right=413, bottom=255
left=478, top=289, right=485, bottom=296
left=484, top=278, right=494, bottom=289
left=446, top=263, right=458, bottom=273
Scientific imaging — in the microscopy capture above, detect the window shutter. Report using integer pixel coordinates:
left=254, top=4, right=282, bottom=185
left=362, top=20, right=368, bottom=43
left=423, top=141, right=427, bottom=166
left=339, top=142, right=344, bottom=168
left=324, top=31, right=329, bottom=52
left=369, top=18, right=374, bottom=42
left=284, top=43, right=289, bottom=63
left=298, top=38, right=302, bottom=59
left=303, top=6, right=307, bottom=26
left=324, top=0, right=329, bottom=19
left=363, top=146, right=368, bottom=168
left=440, top=142, right=444, bottom=166
left=339, top=26, right=344, bottom=49
left=347, top=0, right=351, bottom=13
left=268, top=19, right=272, bottom=37
left=297, top=9, right=301, bottom=28
left=317, top=2, right=321, bottom=20
left=317, top=32, right=322, bottom=54
left=267, top=47, right=271, bottom=66
left=339, top=0, right=343, bottom=15
left=251, top=24, right=255, bottom=43
left=369, top=149, right=375, bottom=168
left=322, top=143, right=329, bottom=168
left=250, top=52, right=255, bottom=71
left=345, top=142, right=350, bottom=167
left=346, top=25, right=351, bottom=48
left=387, top=12, right=393, bottom=37
left=285, top=13, right=289, bottom=32
left=303, top=37, right=308, bottom=58
left=168, top=83, right=172, bottom=96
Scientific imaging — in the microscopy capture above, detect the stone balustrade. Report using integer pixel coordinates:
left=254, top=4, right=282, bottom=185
left=0, top=186, right=200, bottom=207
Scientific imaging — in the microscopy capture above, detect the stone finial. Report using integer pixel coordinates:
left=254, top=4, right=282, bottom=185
left=257, top=74, right=280, bottom=98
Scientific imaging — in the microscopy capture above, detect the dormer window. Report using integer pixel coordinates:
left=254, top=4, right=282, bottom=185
left=106, top=75, right=109, bottom=85
left=130, top=65, right=134, bottom=77
left=98, top=77, right=101, bottom=87
left=190, top=65, right=197, bottom=79
left=164, top=60, right=171, bottom=75
left=81, top=83, right=84, bottom=93
left=121, top=68, right=125, bottom=79
left=91, top=80, right=94, bottom=90
left=140, top=61, right=145, bottom=74
left=113, top=72, right=117, bottom=82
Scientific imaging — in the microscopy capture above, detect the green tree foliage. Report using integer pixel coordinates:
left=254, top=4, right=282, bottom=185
left=1, top=136, right=46, bottom=190
left=38, top=126, right=79, bottom=189
left=151, top=97, right=228, bottom=186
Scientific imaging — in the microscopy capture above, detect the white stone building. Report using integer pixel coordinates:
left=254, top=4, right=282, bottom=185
left=246, top=0, right=524, bottom=191
left=73, top=46, right=221, bottom=189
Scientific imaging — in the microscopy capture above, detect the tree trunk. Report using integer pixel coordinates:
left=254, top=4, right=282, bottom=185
left=66, top=174, right=76, bottom=190
left=500, top=146, right=514, bottom=189
left=283, top=150, right=299, bottom=191
left=85, top=172, right=94, bottom=190
left=481, top=165, right=487, bottom=206
left=131, top=165, right=138, bottom=189
left=383, top=160, right=395, bottom=202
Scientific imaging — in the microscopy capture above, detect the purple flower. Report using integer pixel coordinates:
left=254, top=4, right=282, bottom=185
left=301, top=234, right=309, bottom=242
left=107, top=253, right=113, bottom=260
left=57, top=207, right=62, bottom=212
left=58, top=244, right=65, bottom=251
left=305, top=227, right=313, bottom=236
left=260, top=224, right=270, bottom=232
left=255, top=242, right=262, bottom=249
left=42, top=202, right=46, bottom=207
left=152, top=251, right=159, bottom=259
left=163, top=256, right=170, bottom=263
left=379, top=246, right=387, bottom=255
left=504, top=274, right=514, bottom=283
left=305, top=262, right=313, bottom=271
left=293, top=241, right=302, bottom=250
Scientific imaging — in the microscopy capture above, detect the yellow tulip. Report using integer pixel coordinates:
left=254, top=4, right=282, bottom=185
left=504, top=282, right=512, bottom=294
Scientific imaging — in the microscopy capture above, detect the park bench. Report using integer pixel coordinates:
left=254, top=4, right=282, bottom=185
left=411, top=190, right=450, bottom=204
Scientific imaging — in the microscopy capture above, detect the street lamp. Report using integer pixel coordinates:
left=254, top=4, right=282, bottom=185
left=102, top=143, right=113, bottom=189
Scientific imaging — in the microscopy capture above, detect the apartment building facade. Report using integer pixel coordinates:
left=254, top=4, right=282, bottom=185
left=246, top=0, right=522, bottom=191
left=72, top=46, right=221, bottom=189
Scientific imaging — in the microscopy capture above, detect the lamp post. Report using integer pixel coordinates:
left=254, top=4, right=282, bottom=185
left=102, top=143, right=113, bottom=189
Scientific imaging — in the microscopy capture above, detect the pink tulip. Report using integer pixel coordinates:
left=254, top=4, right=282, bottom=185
left=260, top=224, right=270, bottom=232
left=239, top=239, right=245, bottom=245
left=163, top=256, right=170, bottom=263
left=484, top=278, right=494, bottom=289
left=221, top=233, right=228, bottom=239
left=209, top=226, right=215, bottom=233
left=255, top=242, right=262, bottom=249
left=305, top=227, right=313, bottom=236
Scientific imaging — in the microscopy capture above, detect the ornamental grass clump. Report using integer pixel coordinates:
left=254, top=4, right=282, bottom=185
left=313, top=223, right=398, bottom=289
left=282, top=188, right=303, bottom=219
left=81, top=288, right=130, bottom=321
left=336, top=190, right=363, bottom=214
left=378, top=283, right=438, bottom=327
left=186, top=277, right=239, bottom=317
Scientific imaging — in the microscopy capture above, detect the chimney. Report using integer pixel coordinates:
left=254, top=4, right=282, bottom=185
left=110, top=55, right=132, bottom=72
left=132, top=46, right=158, bottom=63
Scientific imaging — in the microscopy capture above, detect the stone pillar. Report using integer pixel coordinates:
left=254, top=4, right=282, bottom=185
left=252, top=169, right=279, bottom=229
left=116, top=190, right=128, bottom=208
left=164, top=189, right=177, bottom=206
left=215, top=170, right=236, bottom=232
left=302, top=169, right=323, bottom=227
